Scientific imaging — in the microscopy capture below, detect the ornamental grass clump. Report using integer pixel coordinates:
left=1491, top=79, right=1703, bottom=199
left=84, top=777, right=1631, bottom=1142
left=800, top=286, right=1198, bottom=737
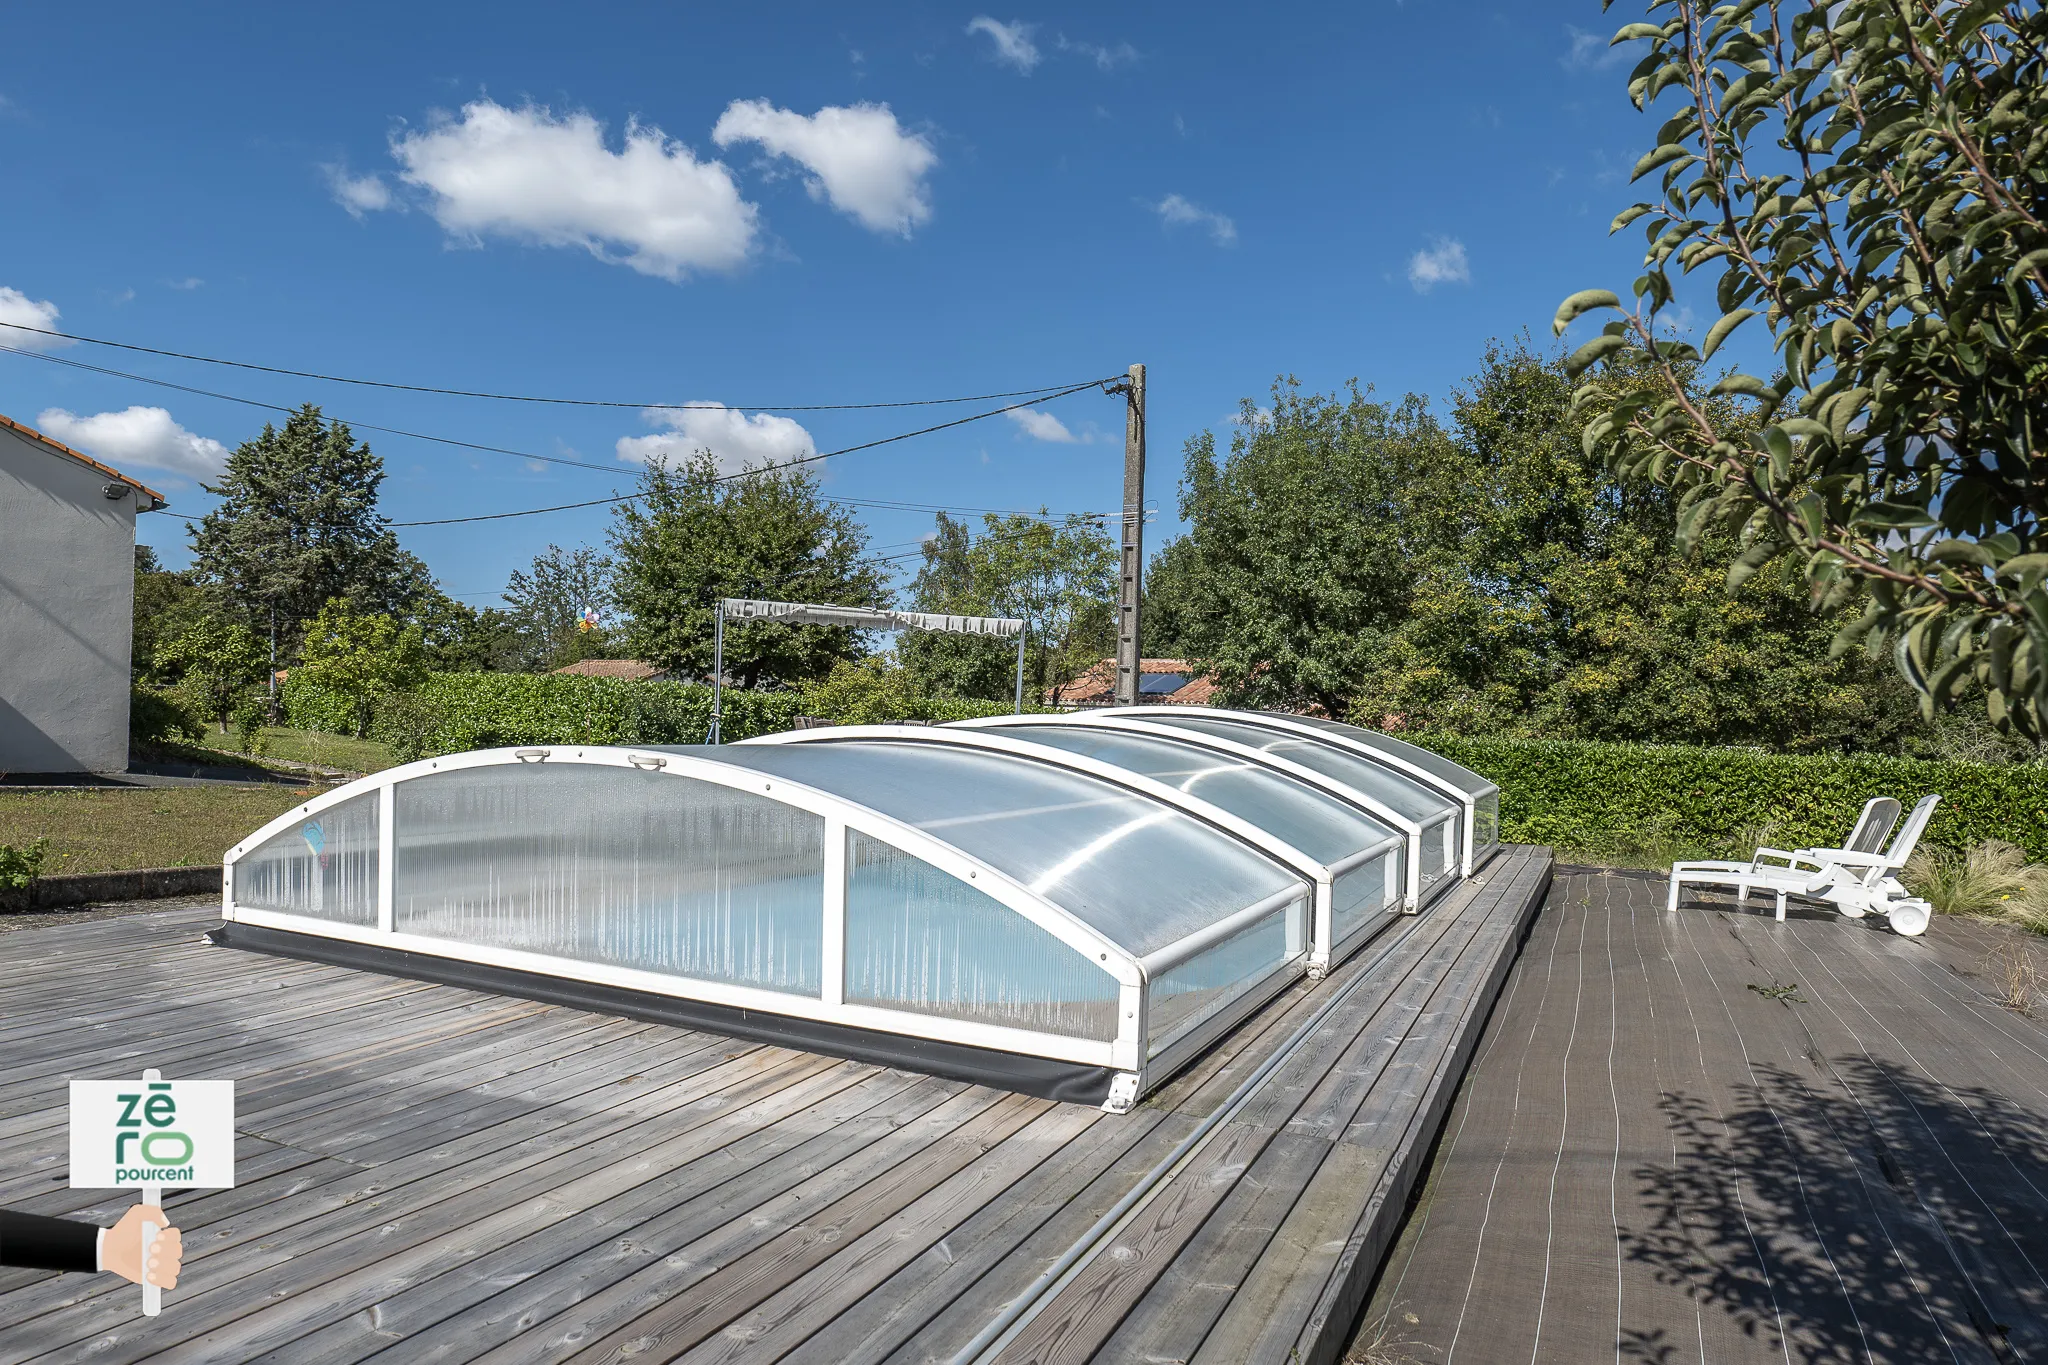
left=1903, top=840, right=2048, bottom=933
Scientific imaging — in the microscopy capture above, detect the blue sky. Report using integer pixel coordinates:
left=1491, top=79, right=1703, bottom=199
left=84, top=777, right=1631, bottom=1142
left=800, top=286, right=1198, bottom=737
left=0, top=1, right=1687, bottom=609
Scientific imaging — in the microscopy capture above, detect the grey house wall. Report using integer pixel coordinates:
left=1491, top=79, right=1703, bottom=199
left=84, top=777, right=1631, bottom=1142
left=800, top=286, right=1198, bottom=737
left=0, top=425, right=138, bottom=772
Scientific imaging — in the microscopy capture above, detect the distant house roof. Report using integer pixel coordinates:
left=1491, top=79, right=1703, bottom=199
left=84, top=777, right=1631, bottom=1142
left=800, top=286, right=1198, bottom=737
left=1049, top=657, right=1218, bottom=708
left=551, top=659, right=669, bottom=681
left=0, top=411, right=167, bottom=510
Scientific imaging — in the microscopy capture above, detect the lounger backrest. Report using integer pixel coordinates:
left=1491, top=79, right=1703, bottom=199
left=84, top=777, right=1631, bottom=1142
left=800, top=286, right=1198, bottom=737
left=1846, top=797, right=1902, bottom=854
left=1883, top=794, right=1942, bottom=867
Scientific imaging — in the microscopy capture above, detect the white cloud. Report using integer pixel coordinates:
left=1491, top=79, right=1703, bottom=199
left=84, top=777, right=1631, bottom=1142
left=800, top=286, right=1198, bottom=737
left=1007, top=408, right=1079, bottom=443
left=1407, top=237, right=1471, bottom=291
left=1562, top=25, right=1633, bottom=71
left=36, top=406, right=228, bottom=480
left=388, top=100, right=758, bottom=280
left=324, top=163, right=394, bottom=218
left=1059, top=36, right=1139, bottom=70
left=616, top=404, right=816, bottom=475
left=1153, top=194, right=1236, bottom=246
left=713, top=100, right=937, bottom=237
left=0, top=286, right=69, bottom=349
left=966, top=17, right=1041, bottom=72
left=165, top=276, right=205, bottom=291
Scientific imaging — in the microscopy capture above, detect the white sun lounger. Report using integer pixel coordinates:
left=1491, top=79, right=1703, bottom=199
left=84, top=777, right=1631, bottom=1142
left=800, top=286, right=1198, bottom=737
left=1665, top=797, right=1899, bottom=919
left=1667, top=795, right=1940, bottom=935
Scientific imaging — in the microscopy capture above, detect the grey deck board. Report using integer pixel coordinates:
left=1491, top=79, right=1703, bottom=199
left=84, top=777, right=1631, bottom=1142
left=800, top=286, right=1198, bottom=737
left=0, top=849, right=1551, bottom=1363
left=1359, top=866, right=2048, bottom=1364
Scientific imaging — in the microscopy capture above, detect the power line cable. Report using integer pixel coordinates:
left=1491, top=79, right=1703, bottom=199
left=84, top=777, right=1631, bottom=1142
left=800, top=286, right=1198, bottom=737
left=3, top=341, right=1120, bottom=525
left=0, top=321, right=1110, bottom=412
left=380, top=379, right=1116, bottom=526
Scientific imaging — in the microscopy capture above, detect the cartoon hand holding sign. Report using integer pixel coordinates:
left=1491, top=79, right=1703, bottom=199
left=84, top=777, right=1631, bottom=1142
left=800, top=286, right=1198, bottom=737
left=68, top=1068, right=234, bottom=1316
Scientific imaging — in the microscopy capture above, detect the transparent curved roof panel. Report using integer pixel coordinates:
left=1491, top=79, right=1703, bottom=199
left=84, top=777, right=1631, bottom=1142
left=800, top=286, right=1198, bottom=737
left=966, top=722, right=1399, bottom=868
left=710, top=740, right=1303, bottom=959
left=394, top=765, right=827, bottom=995
left=1130, top=714, right=1457, bottom=826
left=1255, top=713, right=1497, bottom=796
left=1148, top=895, right=1304, bottom=1058
left=234, top=791, right=378, bottom=925
left=846, top=831, right=1120, bottom=1040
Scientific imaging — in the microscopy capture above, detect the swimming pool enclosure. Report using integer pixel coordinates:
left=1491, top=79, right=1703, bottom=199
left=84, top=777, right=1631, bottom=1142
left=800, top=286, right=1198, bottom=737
left=214, top=708, right=1498, bottom=1109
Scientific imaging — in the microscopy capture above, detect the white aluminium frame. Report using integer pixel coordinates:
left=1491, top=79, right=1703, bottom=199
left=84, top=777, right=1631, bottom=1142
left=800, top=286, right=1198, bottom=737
left=954, top=712, right=1454, bottom=915
left=1089, top=707, right=1487, bottom=878
left=1238, top=710, right=1502, bottom=874
left=740, top=725, right=1399, bottom=983
left=221, top=745, right=1151, bottom=1090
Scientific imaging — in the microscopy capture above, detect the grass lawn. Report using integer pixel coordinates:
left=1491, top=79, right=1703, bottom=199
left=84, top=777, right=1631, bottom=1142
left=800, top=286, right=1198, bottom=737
left=0, top=786, right=323, bottom=876
left=183, top=725, right=397, bottom=776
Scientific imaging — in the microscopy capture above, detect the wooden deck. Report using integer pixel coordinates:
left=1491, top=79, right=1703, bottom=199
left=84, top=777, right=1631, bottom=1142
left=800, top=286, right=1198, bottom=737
left=0, top=846, right=1548, bottom=1365
left=1358, top=865, right=2048, bottom=1364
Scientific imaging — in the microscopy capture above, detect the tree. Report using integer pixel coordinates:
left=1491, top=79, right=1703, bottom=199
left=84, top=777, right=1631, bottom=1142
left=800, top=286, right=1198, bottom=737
left=611, top=453, right=886, bottom=687
left=1155, top=385, right=1463, bottom=718
left=1558, top=2, right=2048, bottom=733
left=1158, top=346, right=1935, bottom=751
left=131, top=547, right=206, bottom=680
left=295, top=597, right=429, bottom=738
left=189, top=404, right=431, bottom=648
left=901, top=511, right=1116, bottom=702
left=501, top=544, right=619, bottom=671
left=153, top=615, right=267, bottom=732
left=413, top=592, right=523, bottom=673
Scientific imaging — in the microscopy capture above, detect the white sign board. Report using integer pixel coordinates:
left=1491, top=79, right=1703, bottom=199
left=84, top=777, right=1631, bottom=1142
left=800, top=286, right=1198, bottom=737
left=69, top=1077, right=235, bottom=1190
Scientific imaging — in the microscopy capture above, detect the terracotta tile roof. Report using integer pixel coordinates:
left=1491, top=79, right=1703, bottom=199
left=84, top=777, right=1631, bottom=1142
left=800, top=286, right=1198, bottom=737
left=1049, top=657, right=1218, bottom=708
left=0, top=411, right=167, bottom=510
left=551, top=659, right=669, bottom=680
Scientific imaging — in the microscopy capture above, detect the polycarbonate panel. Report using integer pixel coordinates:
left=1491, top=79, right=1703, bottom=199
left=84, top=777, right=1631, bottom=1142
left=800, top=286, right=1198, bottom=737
left=845, top=831, right=1119, bottom=1040
left=969, top=723, right=1397, bottom=869
left=709, top=742, right=1302, bottom=959
left=1331, top=852, right=1397, bottom=943
left=393, top=766, right=825, bottom=996
left=1476, top=790, right=1501, bottom=850
left=1134, top=714, right=1456, bottom=825
left=235, top=792, right=378, bottom=924
left=1147, top=896, right=1306, bottom=1056
left=1255, top=713, right=1497, bottom=797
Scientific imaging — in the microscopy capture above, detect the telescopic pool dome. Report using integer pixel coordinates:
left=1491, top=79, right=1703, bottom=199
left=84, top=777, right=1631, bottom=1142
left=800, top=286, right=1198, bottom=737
left=213, top=719, right=1492, bottom=1109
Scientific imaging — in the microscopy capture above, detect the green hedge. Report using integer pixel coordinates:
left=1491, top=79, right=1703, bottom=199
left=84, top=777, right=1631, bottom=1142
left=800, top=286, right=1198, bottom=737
left=1418, top=734, right=2048, bottom=861
left=281, top=671, right=1018, bottom=757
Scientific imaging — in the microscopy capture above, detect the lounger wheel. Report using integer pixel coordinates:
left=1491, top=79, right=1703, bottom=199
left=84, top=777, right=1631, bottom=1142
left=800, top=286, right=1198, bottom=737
left=1887, top=901, right=1931, bottom=937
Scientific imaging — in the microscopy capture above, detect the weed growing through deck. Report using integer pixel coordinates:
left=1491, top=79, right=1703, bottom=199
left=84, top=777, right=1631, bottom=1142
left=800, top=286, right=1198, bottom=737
left=1904, top=839, right=2048, bottom=932
left=1747, top=982, right=1805, bottom=1003
left=1985, top=938, right=2041, bottom=1014
left=1345, top=1310, right=1432, bottom=1363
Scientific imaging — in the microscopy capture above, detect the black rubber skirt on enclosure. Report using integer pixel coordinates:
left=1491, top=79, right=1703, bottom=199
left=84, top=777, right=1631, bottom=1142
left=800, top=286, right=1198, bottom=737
left=207, top=920, right=1120, bottom=1106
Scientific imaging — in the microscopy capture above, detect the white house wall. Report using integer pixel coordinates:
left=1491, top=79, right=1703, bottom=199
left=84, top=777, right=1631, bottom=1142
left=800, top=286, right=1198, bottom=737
left=0, top=424, right=138, bottom=772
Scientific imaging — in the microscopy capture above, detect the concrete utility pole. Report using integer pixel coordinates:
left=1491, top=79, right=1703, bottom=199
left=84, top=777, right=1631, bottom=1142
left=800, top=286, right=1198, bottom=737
left=1114, top=362, right=1146, bottom=707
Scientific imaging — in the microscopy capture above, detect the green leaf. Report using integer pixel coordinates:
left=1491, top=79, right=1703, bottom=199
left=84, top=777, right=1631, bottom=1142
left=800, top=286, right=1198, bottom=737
left=1853, top=501, right=1938, bottom=530
left=1610, top=21, right=1666, bottom=43
left=1727, top=541, right=1784, bottom=594
left=1610, top=204, right=1656, bottom=233
left=1710, top=373, right=1780, bottom=401
left=1699, top=308, right=1757, bottom=360
left=1552, top=289, right=1623, bottom=337
left=1631, top=144, right=1692, bottom=181
left=1565, top=333, right=1630, bottom=376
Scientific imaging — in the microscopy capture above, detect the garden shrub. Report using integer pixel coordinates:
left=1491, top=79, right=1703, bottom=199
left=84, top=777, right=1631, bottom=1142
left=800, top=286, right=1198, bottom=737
left=285, top=669, right=1024, bottom=760
left=129, top=686, right=202, bottom=746
left=1417, top=735, right=2048, bottom=862
left=0, top=838, right=49, bottom=890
